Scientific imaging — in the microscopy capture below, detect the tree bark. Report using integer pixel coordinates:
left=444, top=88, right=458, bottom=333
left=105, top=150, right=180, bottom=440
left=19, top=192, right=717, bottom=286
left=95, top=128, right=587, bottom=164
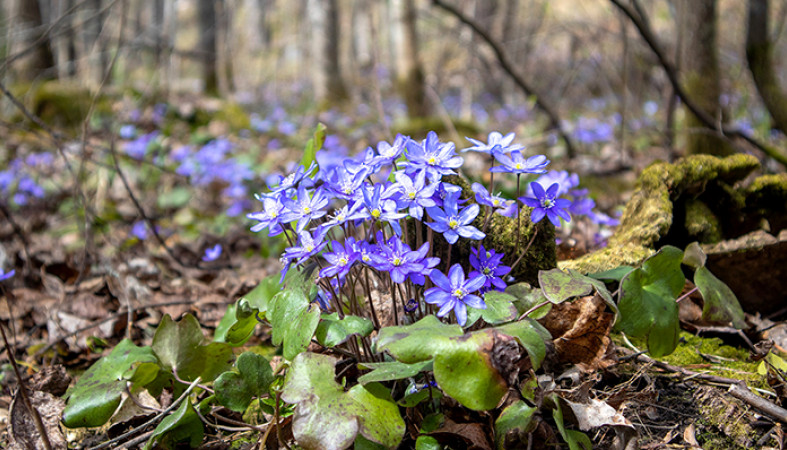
left=197, top=0, right=218, bottom=95
left=11, top=0, right=56, bottom=81
left=746, top=0, right=787, bottom=136
left=396, top=0, right=430, bottom=118
left=676, top=0, right=734, bottom=156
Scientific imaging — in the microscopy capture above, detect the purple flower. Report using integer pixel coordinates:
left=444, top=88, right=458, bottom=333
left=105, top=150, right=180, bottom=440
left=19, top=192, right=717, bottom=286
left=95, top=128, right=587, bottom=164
left=403, top=131, right=463, bottom=182
left=280, top=184, right=329, bottom=232
left=319, top=201, right=366, bottom=232
left=119, top=125, right=137, bottom=139
left=394, top=171, right=438, bottom=220
left=469, top=245, right=511, bottom=292
left=326, top=166, right=369, bottom=201
left=268, top=162, right=317, bottom=194
left=463, top=131, right=523, bottom=154
left=369, top=234, right=431, bottom=284
left=0, top=269, right=15, bottom=281
left=370, top=134, right=409, bottom=166
left=490, top=150, right=549, bottom=175
left=130, top=221, right=148, bottom=240
left=360, top=184, right=407, bottom=233
left=124, top=131, right=159, bottom=159
left=248, top=193, right=286, bottom=236
left=471, top=183, right=510, bottom=211
left=425, top=264, right=486, bottom=326
left=520, top=182, right=572, bottom=227
left=319, top=238, right=360, bottom=280
left=529, top=171, right=579, bottom=197
left=425, top=190, right=485, bottom=244
left=202, top=244, right=222, bottom=262
left=280, top=228, right=328, bottom=281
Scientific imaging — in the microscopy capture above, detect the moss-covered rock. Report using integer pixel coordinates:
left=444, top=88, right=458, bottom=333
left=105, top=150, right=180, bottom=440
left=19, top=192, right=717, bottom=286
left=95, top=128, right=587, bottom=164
left=561, top=153, right=763, bottom=274
left=13, top=81, right=112, bottom=131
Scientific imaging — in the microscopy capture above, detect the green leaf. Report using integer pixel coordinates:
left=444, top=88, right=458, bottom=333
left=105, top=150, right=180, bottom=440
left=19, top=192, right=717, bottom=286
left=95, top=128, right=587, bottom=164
left=373, top=315, right=463, bottom=363
left=432, top=329, right=509, bottom=411
left=214, top=352, right=274, bottom=412
left=143, top=400, right=203, bottom=450
left=539, top=268, right=593, bottom=303
left=63, top=339, right=159, bottom=428
left=398, top=383, right=442, bottom=407
left=587, top=266, right=635, bottom=282
left=269, top=288, right=321, bottom=361
left=502, top=283, right=552, bottom=319
left=152, top=314, right=233, bottom=382
left=682, top=241, right=707, bottom=269
left=479, top=291, right=518, bottom=324
left=495, top=400, right=537, bottom=450
left=357, top=360, right=433, bottom=385
left=495, top=319, right=549, bottom=370
left=695, top=266, right=746, bottom=329
left=301, top=123, right=326, bottom=169
left=215, top=275, right=281, bottom=345
left=281, top=353, right=405, bottom=449
left=241, top=275, right=281, bottom=314
left=617, top=246, right=686, bottom=357
left=552, top=400, right=592, bottom=450
left=415, top=436, right=442, bottom=450
left=315, top=314, right=374, bottom=347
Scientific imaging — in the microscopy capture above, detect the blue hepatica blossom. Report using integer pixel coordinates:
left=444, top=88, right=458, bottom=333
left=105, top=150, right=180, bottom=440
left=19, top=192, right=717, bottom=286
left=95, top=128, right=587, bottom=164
left=281, top=228, right=328, bottom=281
left=403, top=131, right=463, bottom=181
left=268, top=162, right=317, bottom=194
left=426, top=190, right=485, bottom=244
left=394, top=171, right=437, bottom=220
left=130, top=221, right=149, bottom=240
left=202, top=244, right=222, bottom=262
left=370, top=134, right=408, bottom=167
left=463, top=131, right=523, bottom=154
left=520, top=182, right=572, bottom=227
left=119, top=124, right=137, bottom=139
left=360, top=184, right=407, bottom=233
left=469, top=245, right=510, bottom=292
left=490, top=149, right=549, bottom=175
left=425, top=264, right=486, bottom=326
left=0, top=269, right=15, bottom=281
left=280, top=184, right=329, bottom=232
left=248, top=193, right=286, bottom=236
left=326, top=166, right=369, bottom=201
left=125, top=131, right=159, bottom=159
left=369, top=233, right=432, bottom=284
left=319, top=238, right=360, bottom=280
left=471, top=183, right=512, bottom=214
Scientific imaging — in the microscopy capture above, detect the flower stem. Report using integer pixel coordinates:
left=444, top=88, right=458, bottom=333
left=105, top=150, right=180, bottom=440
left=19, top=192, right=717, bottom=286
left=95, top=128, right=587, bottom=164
left=510, top=224, right=540, bottom=273
left=516, top=173, right=522, bottom=249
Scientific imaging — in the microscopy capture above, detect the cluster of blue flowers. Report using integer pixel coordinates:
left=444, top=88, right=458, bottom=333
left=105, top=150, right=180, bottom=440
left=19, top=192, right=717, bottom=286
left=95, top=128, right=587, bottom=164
left=247, top=130, right=617, bottom=327
left=0, top=152, right=53, bottom=206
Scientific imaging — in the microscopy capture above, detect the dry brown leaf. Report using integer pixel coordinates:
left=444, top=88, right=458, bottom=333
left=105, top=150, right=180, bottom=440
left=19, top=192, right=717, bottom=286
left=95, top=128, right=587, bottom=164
left=540, top=294, right=615, bottom=370
left=8, top=390, right=67, bottom=450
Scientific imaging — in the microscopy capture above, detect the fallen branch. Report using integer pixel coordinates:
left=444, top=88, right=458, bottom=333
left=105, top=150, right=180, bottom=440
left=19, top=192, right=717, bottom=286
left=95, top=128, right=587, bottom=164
left=431, top=0, right=578, bottom=157
left=609, top=0, right=787, bottom=168
left=729, top=382, right=787, bottom=424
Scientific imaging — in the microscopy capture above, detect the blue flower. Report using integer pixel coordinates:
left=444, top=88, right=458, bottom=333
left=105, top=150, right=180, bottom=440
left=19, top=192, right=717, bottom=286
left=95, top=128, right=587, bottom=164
left=267, top=162, right=317, bottom=194
left=394, top=171, right=438, bottom=220
left=202, top=244, right=222, bottom=262
left=469, top=245, right=510, bottom=292
left=520, top=182, right=572, bottom=227
left=529, top=171, right=579, bottom=197
left=424, top=264, right=486, bottom=326
left=248, top=193, right=286, bottom=236
left=119, top=125, right=137, bottom=139
left=360, top=184, right=407, bottom=233
left=369, top=234, right=431, bottom=284
left=125, top=131, right=159, bottom=159
left=426, top=190, right=485, bottom=244
left=471, top=183, right=510, bottom=211
left=319, top=201, right=366, bottom=232
left=489, top=150, right=549, bottom=175
left=0, top=269, right=15, bottom=281
left=463, top=131, right=523, bottom=154
left=280, top=228, right=328, bottom=281
left=403, top=131, right=463, bottom=181
left=370, top=134, right=409, bottom=167
left=319, top=238, right=360, bottom=280
left=325, top=166, right=369, bottom=201
left=280, top=184, right=330, bottom=232
left=130, top=221, right=149, bottom=240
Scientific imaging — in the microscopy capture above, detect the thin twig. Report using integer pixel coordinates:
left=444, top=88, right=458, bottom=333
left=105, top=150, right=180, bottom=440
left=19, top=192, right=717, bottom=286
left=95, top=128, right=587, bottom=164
left=729, top=382, right=787, bottom=424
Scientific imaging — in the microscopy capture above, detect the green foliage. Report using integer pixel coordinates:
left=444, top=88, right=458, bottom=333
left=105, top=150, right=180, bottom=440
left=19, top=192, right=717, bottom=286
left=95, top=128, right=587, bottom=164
left=214, top=352, right=274, bottom=413
left=143, top=400, right=204, bottom=450
left=315, top=313, right=374, bottom=347
left=214, top=275, right=280, bottom=345
left=617, top=246, right=685, bottom=357
left=550, top=397, right=593, bottom=450
left=152, top=314, right=233, bottom=382
left=357, top=360, right=433, bottom=385
left=301, top=123, right=327, bottom=169
left=373, top=316, right=463, bottom=363
left=281, top=353, right=405, bottom=449
left=495, top=400, right=537, bottom=449
left=62, top=339, right=159, bottom=428
left=539, top=268, right=618, bottom=322
left=683, top=242, right=746, bottom=329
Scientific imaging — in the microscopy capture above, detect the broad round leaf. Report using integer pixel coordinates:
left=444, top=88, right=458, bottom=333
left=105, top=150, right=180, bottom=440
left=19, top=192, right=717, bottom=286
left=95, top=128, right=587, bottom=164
left=373, top=316, right=463, bottom=363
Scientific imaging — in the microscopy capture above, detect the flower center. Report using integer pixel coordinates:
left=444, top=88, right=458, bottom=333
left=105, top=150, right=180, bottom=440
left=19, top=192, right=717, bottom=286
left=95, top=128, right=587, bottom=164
left=448, top=218, right=459, bottom=229
left=303, top=206, right=312, bottom=214
left=362, top=254, right=370, bottom=262
left=408, top=192, right=416, bottom=199
left=305, top=244, right=314, bottom=252
left=270, top=211, right=278, bottom=219
left=338, top=256, right=348, bottom=266
left=392, top=256, right=402, bottom=266
left=453, top=288, right=466, bottom=299
left=427, top=156, right=437, bottom=165
left=483, top=267, right=491, bottom=275
left=541, top=198, right=554, bottom=208
left=514, top=163, right=522, bottom=170
left=371, top=208, right=381, bottom=218
left=492, top=199, right=500, bottom=206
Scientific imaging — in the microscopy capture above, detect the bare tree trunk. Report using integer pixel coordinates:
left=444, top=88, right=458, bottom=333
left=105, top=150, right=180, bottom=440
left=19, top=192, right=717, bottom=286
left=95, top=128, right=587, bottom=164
left=84, top=0, right=109, bottom=85
left=11, top=0, right=56, bottom=81
left=198, top=0, right=218, bottom=95
left=308, top=0, right=349, bottom=104
left=676, top=0, right=733, bottom=156
left=257, top=0, right=273, bottom=49
left=215, top=0, right=234, bottom=95
left=325, top=0, right=348, bottom=102
left=746, top=0, right=787, bottom=135
left=395, top=0, right=430, bottom=118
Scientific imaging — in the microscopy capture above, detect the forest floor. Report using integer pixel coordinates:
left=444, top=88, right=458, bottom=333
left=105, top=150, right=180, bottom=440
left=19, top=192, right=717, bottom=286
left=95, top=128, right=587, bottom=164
left=1, top=96, right=785, bottom=449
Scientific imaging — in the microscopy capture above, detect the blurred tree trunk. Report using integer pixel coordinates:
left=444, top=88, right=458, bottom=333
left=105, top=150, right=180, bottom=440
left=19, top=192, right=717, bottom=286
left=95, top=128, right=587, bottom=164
left=197, top=0, right=219, bottom=95
left=746, top=0, right=787, bottom=135
left=53, top=0, right=78, bottom=78
left=84, top=0, right=109, bottom=85
left=394, top=0, right=430, bottom=118
left=11, top=0, right=56, bottom=81
left=215, top=0, right=234, bottom=95
left=308, top=0, right=349, bottom=104
left=257, top=0, right=273, bottom=49
left=676, top=0, right=734, bottom=156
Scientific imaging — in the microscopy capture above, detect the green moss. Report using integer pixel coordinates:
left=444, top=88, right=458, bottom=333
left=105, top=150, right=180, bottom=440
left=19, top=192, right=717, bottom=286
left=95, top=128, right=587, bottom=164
left=562, top=154, right=761, bottom=274
left=684, top=199, right=722, bottom=243
left=745, top=173, right=787, bottom=232
left=12, top=80, right=112, bottom=131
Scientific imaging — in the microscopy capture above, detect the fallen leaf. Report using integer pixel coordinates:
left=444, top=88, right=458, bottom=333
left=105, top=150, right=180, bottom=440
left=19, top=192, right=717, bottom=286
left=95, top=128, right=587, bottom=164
left=8, top=390, right=67, bottom=450
left=564, top=398, right=634, bottom=431
left=540, top=295, right=615, bottom=369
